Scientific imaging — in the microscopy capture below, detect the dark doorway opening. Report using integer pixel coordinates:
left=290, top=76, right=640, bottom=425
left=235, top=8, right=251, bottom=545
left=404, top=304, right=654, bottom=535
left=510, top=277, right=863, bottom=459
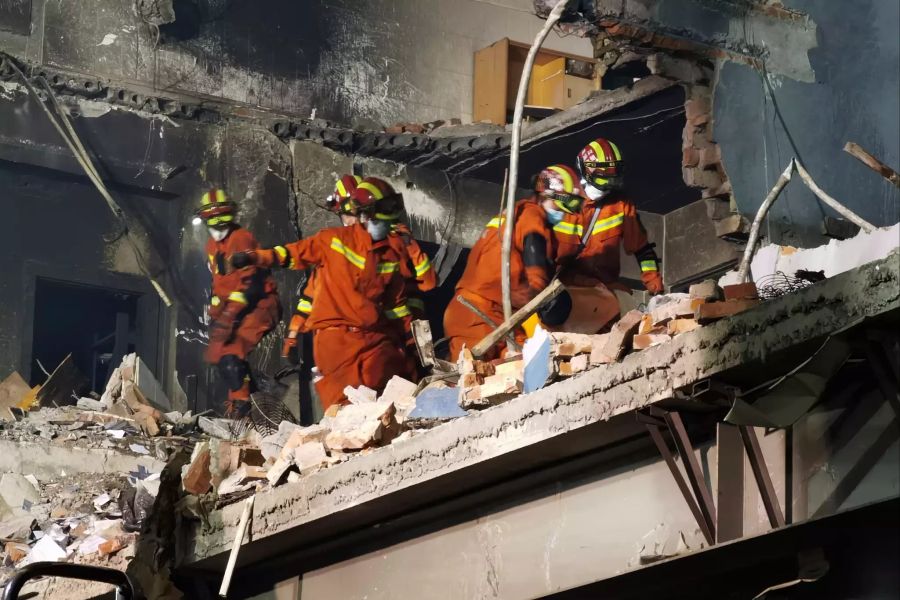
left=31, top=278, right=141, bottom=393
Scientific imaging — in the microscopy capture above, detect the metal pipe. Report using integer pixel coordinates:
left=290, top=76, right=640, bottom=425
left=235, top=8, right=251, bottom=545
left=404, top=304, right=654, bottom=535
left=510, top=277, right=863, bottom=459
left=737, top=159, right=794, bottom=283
left=501, top=0, right=570, bottom=320
left=219, top=494, right=255, bottom=597
left=794, top=160, right=876, bottom=233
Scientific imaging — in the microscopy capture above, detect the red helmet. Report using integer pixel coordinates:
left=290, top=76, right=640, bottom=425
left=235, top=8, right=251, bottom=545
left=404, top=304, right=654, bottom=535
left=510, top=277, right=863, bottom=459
left=576, top=138, right=624, bottom=190
left=351, top=177, right=402, bottom=221
left=325, top=175, right=363, bottom=214
left=534, top=165, right=585, bottom=214
left=196, top=188, right=236, bottom=227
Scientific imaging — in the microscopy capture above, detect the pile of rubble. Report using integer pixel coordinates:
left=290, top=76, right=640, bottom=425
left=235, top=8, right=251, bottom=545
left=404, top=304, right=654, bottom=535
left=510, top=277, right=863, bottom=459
left=0, top=437, right=166, bottom=589
left=456, top=279, right=761, bottom=405
left=177, top=279, right=767, bottom=508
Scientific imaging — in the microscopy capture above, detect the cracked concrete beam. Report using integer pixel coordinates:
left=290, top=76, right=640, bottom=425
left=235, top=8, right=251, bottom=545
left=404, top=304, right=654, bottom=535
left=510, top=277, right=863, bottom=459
left=182, top=252, right=899, bottom=570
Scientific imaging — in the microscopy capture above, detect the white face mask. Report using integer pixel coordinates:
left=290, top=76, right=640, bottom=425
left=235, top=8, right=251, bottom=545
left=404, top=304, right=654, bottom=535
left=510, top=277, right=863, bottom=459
left=208, top=227, right=229, bottom=242
left=582, top=179, right=608, bottom=201
left=366, top=220, right=390, bottom=241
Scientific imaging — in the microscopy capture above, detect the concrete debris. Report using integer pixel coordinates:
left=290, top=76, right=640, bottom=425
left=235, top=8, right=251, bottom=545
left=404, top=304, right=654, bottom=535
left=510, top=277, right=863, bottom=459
left=324, top=400, right=399, bottom=451
left=379, top=376, right=418, bottom=422
left=218, top=465, right=267, bottom=496
left=291, top=442, right=329, bottom=476
left=343, top=385, right=378, bottom=405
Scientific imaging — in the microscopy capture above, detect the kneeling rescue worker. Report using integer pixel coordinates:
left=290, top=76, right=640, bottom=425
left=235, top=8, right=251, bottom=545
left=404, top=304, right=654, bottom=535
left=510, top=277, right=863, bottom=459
left=198, top=188, right=281, bottom=418
left=443, top=165, right=585, bottom=361
left=231, top=177, right=416, bottom=411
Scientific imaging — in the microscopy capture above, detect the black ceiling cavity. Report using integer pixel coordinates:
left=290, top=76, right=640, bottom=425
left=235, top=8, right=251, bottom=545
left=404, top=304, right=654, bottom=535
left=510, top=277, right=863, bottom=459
left=463, top=85, right=700, bottom=215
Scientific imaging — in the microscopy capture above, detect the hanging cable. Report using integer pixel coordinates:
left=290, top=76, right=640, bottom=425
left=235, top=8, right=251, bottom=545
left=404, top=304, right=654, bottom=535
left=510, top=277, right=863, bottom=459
left=5, top=56, right=172, bottom=306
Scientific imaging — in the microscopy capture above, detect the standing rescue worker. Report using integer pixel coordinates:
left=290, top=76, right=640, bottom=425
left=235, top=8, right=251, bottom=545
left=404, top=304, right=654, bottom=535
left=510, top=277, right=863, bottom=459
left=443, top=165, right=585, bottom=361
left=566, top=137, right=664, bottom=296
left=231, top=179, right=415, bottom=411
left=352, top=178, right=438, bottom=379
left=198, top=188, right=281, bottom=417
left=281, top=175, right=363, bottom=363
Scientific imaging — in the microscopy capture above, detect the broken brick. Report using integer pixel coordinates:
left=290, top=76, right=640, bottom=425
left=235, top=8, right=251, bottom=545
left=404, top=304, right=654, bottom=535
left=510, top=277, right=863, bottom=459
left=632, top=333, right=671, bottom=350
left=601, top=310, right=644, bottom=361
left=460, top=374, right=522, bottom=409
left=722, top=282, right=759, bottom=300
left=682, top=147, right=700, bottom=168
left=182, top=446, right=212, bottom=496
left=695, top=299, right=760, bottom=323
left=667, top=318, right=701, bottom=336
left=651, top=300, right=695, bottom=326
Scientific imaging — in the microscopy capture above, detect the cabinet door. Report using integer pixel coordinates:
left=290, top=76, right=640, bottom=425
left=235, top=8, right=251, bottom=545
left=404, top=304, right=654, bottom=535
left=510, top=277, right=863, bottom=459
left=473, top=38, right=509, bottom=125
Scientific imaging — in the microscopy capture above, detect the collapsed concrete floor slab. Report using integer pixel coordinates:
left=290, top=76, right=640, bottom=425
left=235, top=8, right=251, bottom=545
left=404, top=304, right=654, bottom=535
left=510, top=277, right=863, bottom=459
left=179, top=252, right=899, bottom=591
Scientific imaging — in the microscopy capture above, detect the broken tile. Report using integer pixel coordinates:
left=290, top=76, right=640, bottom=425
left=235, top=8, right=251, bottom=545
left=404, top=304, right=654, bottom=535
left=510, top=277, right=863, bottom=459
left=406, top=387, right=466, bottom=424
left=523, top=325, right=553, bottom=393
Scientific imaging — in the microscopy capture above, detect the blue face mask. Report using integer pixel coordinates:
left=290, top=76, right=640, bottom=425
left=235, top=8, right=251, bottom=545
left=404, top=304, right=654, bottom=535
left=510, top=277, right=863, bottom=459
left=545, top=206, right=565, bottom=225
left=366, top=220, right=390, bottom=241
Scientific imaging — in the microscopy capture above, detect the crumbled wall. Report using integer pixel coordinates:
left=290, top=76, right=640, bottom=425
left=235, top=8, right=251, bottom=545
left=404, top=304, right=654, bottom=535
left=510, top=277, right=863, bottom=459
left=591, top=0, right=900, bottom=246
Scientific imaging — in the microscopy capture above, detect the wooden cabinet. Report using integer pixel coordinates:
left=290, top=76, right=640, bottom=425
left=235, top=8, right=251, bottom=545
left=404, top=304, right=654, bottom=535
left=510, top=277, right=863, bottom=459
left=473, top=38, right=597, bottom=125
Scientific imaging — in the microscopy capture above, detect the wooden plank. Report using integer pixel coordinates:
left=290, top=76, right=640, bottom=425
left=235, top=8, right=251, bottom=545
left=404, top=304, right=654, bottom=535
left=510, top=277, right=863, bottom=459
left=35, top=354, right=88, bottom=407
left=472, top=280, right=564, bottom=359
left=473, top=38, right=509, bottom=125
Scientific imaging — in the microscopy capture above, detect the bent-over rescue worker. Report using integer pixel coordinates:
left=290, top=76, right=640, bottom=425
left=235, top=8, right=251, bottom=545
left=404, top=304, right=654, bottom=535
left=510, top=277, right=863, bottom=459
left=565, top=137, right=663, bottom=296
left=231, top=180, right=415, bottom=411
left=443, top=165, right=585, bottom=361
left=199, top=188, right=281, bottom=417
left=281, top=175, right=363, bottom=363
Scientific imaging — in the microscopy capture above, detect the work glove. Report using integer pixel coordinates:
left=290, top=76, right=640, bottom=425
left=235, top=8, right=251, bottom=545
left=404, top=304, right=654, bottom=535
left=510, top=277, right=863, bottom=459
left=538, top=289, right=573, bottom=326
left=230, top=251, right=258, bottom=269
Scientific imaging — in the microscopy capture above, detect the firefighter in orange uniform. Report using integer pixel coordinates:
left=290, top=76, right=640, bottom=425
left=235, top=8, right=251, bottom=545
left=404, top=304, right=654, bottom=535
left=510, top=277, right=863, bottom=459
left=443, top=165, right=585, bottom=361
left=281, top=175, right=363, bottom=363
left=198, top=189, right=281, bottom=417
left=231, top=179, right=415, bottom=411
left=566, top=138, right=664, bottom=296
left=354, top=179, right=437, bottom=379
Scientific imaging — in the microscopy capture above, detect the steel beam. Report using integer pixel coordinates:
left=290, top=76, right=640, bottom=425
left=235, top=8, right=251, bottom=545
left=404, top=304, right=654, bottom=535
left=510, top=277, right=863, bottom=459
left=662, top=411, right=718, bottom=532
left=739, top=425, right=786, bottom=529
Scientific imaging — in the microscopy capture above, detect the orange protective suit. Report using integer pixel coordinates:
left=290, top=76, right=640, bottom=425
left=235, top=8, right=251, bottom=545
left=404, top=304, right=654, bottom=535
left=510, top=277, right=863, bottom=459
left=555, top=193, right=662, bottom=293
left=255, top=224, right=414, bottom=409
left=204, top=226, right=281, bottom=405
left=444, top=199, right=554, bottom=361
